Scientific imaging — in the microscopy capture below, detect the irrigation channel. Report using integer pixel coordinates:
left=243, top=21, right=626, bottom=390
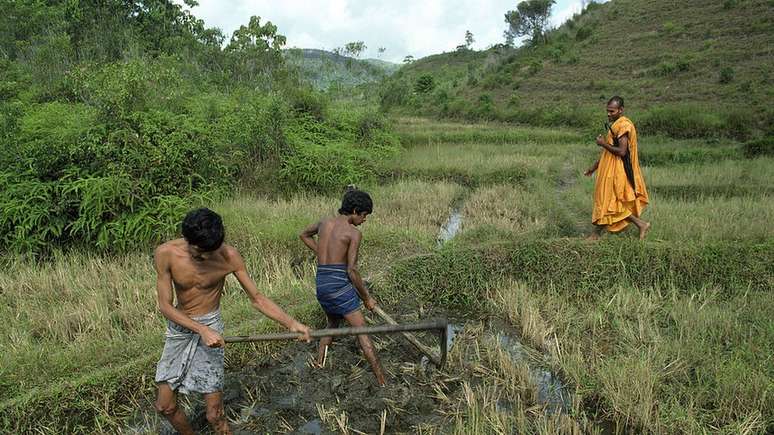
left=435, top=195, right=571, bottom=416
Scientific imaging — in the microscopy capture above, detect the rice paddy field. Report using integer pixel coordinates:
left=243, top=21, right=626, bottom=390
left=1, top=117, right=772, bottom=434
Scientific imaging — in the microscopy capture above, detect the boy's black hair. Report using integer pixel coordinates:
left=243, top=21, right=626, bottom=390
left=608, top=95, right=625, bottom=108
left=181, top=208, right=224, bottom=251
left=338, top=187, right=373, bottom=215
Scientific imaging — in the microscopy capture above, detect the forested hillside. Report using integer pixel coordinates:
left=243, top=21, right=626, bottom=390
left=285, top=48, right=398, bottom=90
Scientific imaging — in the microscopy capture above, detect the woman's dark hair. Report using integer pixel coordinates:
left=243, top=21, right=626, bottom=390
left=181, top=208, right=224, bottom=251
left=338, top=187, right=373, bottom=215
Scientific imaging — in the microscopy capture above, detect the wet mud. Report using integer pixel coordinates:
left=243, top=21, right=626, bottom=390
left=129, top=312, right=574, bottom=434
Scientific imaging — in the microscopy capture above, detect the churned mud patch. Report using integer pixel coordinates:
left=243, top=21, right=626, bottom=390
left=136, top=302, right=579, bottom=434
left=226, top=334, right=452, bottom=434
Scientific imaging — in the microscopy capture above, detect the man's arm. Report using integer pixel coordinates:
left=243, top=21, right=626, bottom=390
left=300, top=221, right=320, bottom=254
left=229, top=248, right=311, bottom=341
left=154, top=246, right=224, bottom=347
left=596, top=132, right=629, bottom=157
left=346, top=231, right=376, bottom=311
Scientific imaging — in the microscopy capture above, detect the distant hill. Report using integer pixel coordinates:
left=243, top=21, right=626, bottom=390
left=285, top=48, right=399, bottom=90
left=382, top=0, right=774, bottom=138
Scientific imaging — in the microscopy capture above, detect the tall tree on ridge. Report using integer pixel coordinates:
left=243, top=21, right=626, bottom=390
left=504, top=0, right=556, bottom=46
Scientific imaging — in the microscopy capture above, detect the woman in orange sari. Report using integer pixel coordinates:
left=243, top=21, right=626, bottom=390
left=584, top=96, right=650, bottom=240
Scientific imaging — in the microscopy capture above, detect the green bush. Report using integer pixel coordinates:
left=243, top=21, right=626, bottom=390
left=474, top=93, right=496, bottom=120
left=279, top=142, right=371, bottom=192
left=661, top=21, right=684, bottom=33
left=743, top=136, right=774, bottom=158
left=10, top=102, right=101, bottom=180
left=527, top=60, right=542, bottom=76
left=379, top=79, right=411, bottom=110
left=723, top=0, right=739, bottom=9
left=66, top=59, right=187, bottom=124
left=415, top=74, right=436, bottom=93
left=561, top=53, right=580, bottom=64
left=719, top=66, right=735, bottom=84
left=288, top=87, right=328, bottom=120
left=354, top=110, right=399, bottom=151
left=640, top=105, right=749, bottom=139
left=576, top=26, right=593, bottom=41
left=278, top=108, right=398, bottom=192
left=654, top=59, right=691, bottom=77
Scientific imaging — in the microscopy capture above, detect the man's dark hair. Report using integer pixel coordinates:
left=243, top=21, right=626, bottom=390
left=181, top=208, right=224, bottom=251
left=608, top=95, right=625, bottom=108
left=338, top=188, right=373, bottom=215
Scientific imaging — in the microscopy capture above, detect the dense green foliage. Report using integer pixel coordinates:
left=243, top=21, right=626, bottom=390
left=0, top=0, right=396, bottom=255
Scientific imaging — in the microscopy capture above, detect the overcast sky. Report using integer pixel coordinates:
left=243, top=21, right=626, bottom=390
left=177, top=0, right=607, bottom=63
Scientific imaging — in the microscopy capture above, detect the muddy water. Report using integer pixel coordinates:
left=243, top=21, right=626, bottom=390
left=497, top=333, right=571, bottom=414
left=437, top=207, right=463, bottom=246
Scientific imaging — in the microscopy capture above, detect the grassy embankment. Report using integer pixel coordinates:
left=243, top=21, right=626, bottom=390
left=2, top=116, right=772, bottom=433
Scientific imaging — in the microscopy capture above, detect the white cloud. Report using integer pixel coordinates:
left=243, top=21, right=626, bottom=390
left=176, top=0, right=609, bottom=63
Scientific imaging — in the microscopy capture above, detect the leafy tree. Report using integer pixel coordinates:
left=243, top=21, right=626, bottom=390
left=377, top=47, right=386, bottom=58
left=344, top=41, right=367, bottom=58
left=403, top=55, right=415, bottom=64
left=465, top=30, right=475, bottom=48
left=415, top=74, right=435, bottom=93
left=225, top=15, right=287, bottom=84
left=504, top=0, right=556, bottom=45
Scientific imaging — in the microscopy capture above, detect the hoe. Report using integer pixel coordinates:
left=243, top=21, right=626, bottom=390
left=225, top=317, right=455, bottom=368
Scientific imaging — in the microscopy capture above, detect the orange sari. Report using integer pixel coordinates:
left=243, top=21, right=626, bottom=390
left=592, top=116, right=649, bottom=232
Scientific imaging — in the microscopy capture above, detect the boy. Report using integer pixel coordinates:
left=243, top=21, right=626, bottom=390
left=299, top=188, right=386, bottom=386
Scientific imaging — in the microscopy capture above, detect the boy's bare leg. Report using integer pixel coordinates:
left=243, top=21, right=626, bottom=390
left=625, top=215, right=651, bottom=240
left=344, top=309, right=387, bottom=386
left=204, top=391, right=231, bottom=435
left=155, top=383, right=195, bottom=435
left=316, top=313, right=341, bottom=367
left=587, top=224, right=604, bottom=240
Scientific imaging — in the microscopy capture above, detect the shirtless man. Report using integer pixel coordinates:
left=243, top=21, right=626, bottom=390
left=154, top=208, right=311, bottom=435
left=299, top=188, right=386, bottom=386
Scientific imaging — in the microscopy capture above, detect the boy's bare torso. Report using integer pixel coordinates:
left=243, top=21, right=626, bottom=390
left=159, top=239, right=238, bottom=316
left=316, top=217, right=358, bottom=265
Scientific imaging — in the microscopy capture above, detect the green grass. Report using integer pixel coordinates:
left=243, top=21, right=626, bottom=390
left=3, top=116, right=772, bottom=433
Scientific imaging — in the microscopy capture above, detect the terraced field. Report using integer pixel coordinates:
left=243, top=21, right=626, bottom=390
left=1, top=117, right=771, bottom=434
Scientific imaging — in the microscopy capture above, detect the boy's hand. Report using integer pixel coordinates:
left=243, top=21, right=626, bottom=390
left=596, top=135, right=607, bottom=146
left=290, top=321, right=312, bottom=342
left=365, top=297, right=377, bottom=311
left=584, top=168, right=595, bottom=177
left=200, top=327, right=225, bottom=348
